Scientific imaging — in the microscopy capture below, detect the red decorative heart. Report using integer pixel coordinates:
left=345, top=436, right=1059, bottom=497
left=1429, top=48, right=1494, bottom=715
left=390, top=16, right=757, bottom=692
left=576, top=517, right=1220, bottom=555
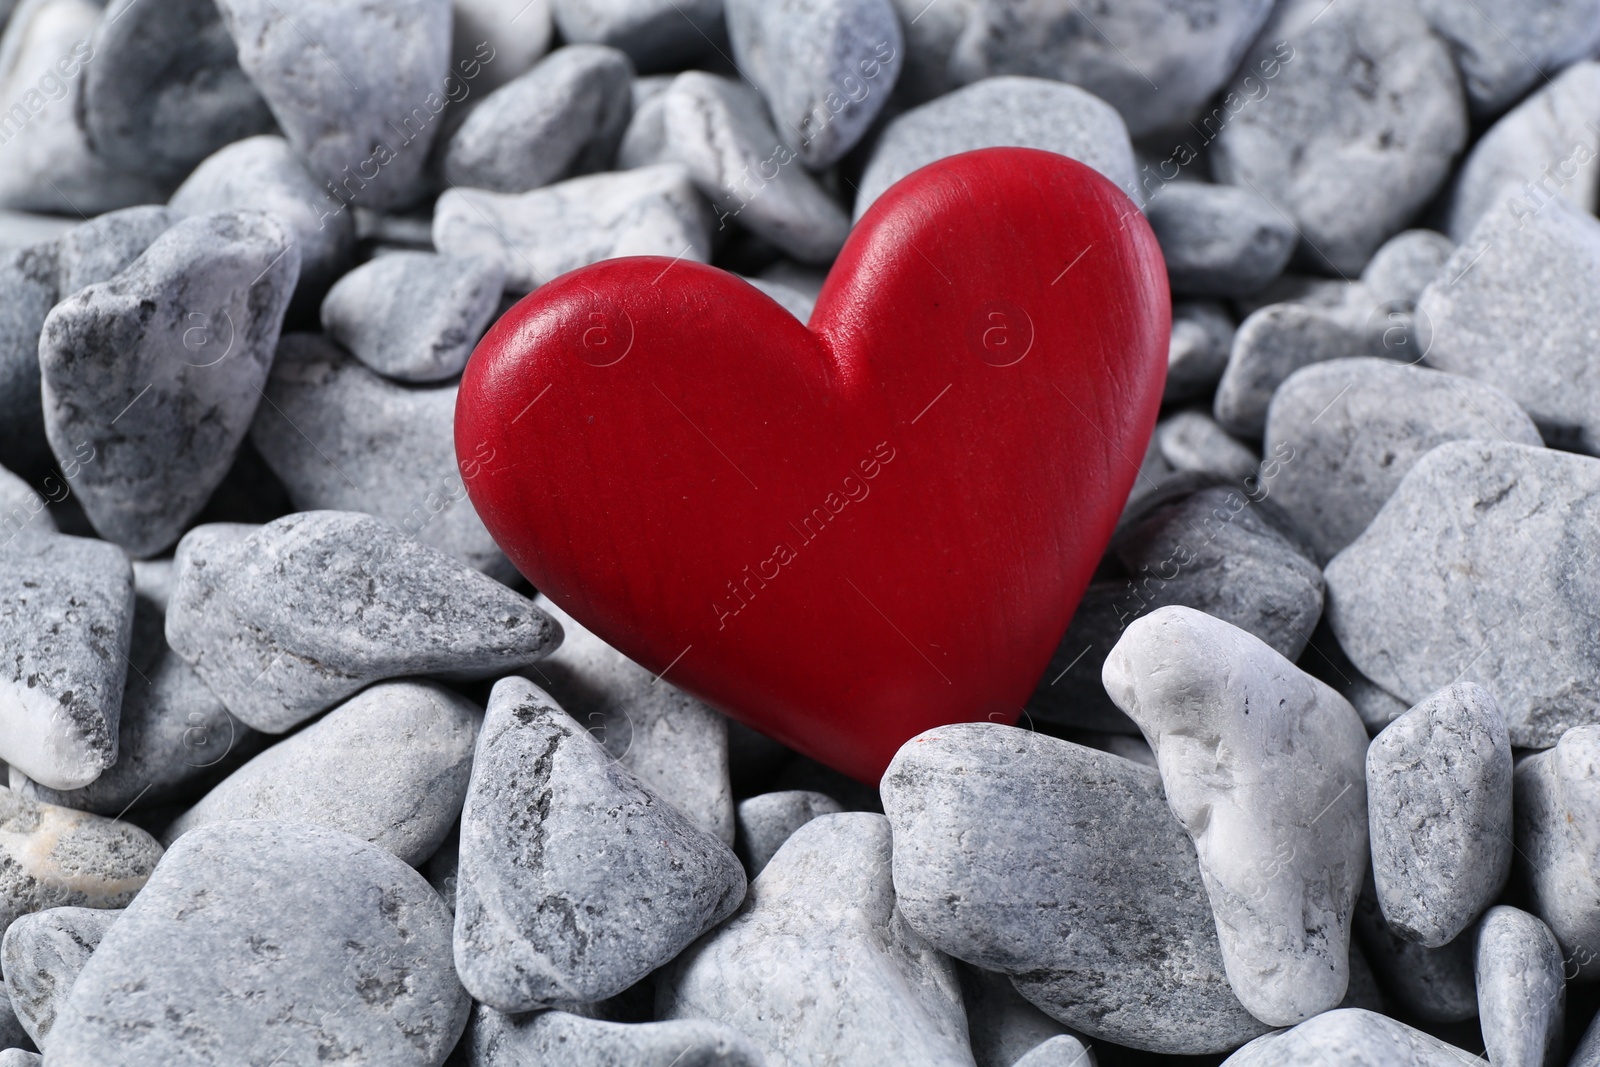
left=456, top=148, right=1167, bottom=783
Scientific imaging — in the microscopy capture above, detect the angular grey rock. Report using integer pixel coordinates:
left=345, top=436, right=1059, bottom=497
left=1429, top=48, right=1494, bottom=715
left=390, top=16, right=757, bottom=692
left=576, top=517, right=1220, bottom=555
left=1104, top=606, right=1370, bottom=1026
left=1211, top=0, right=1467, bottom=275
left=1156, top=411, right=1260, bottom=482
left=1419, top=0, right=1600, bottom=118
left=1213, top=302, right=1370, bottom=438
left=1325, top=441, right=1600, bottom=747
left=466, top=1004, right=767, bottom=1066
left=660, top=73, right=850, bottom=264
left=48, top=820, right=469, bottom=1065
left=433, top=165, right=711, bottom=293
left=39, top=210, right=300, bottom=557
left=0, top=533, right=133, bottom=791
left=320, top=252, right=505, bottom=382
left=54, top=206, right=181, bottom=298
left=0, top=242, right=60, bottom=482
left=444, top=45, right=634, bottom=194
left=1221, top=1008, right=1481, bottom=1066
left=856, top=76, right=1137, bottom=220
left=451, top=0, right=553, bottom=94
left=455, top=677, right=743, bottom=1012
left=726, top=0, right=903, bottom=169
left=163, top=681, right=480, bottom=866
left=215, top=0, right=452, bottom=210
left=549, top=0, right=723, bottom=71
left=1366, top=683, right=1513, bottom=946
left=250, top=333, right=511, bottom=578
left=959, top=963, right=1085, bottom=1067
left=1, top=905, right=118, bottom=1048
left=880, top=723, right=1269, bottom=1053
left=1262, top=358, right=1541, bottom=562
left=1515, top=725, right=1600, bottom=980
left=0, top=790, right=159, bottom=937
left=0, top=462, right=52, bottom=544
left=1165, top=301, right=1235, bottom=403
left=80, top=0, right=276, bottom=180
left=735, top=790, right=843, bottom=877
left=530, top=595, right=734, bottom=845
left=1475, top=906, right=1564, bottom=1067
left=165, top=511, right=560, bottom=732
left=660, top=812, right=975, bottom=1067
left=1360, top=230, right=1454, bottom=308
left=1353, top=883, right=1477, bottom=1023
left=1147, top=183, right=1296, bottom=298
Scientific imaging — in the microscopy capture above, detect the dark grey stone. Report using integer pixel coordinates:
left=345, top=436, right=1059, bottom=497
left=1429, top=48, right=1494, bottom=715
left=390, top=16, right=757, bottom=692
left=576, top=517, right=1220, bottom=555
left=549, top=0, right=723, bottom=71
left=1165, top=301, right=1235, bottom=403
left=959, top=962, right=1085, bottom=1067
left=0, top=242, right=60, bottom=482
left=1352, top=881, right=1477, bottom=1023
left=1, top=905, right=117, bottom=1048
left=1147, top=183, right=1295, bottom=298
left=1475, top=906, right=1564, bottom=1067
left=1515, top=725, right=1600, bottom=981
left=734, top=790, right=842, bottom=877
left=1213, top=301, right=1370, bottom=439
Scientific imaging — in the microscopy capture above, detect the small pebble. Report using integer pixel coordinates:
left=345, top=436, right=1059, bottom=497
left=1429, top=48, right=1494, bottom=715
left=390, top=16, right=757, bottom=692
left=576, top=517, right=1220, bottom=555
left=1360, top=230, right=1455, bottom=308
left=53, top=206, right=181, bottom=298
left=0, top=463, right=52, bottom=540
left=1352, top=880, right=1477, bottom=1023
left=466, top=1004, right=766, bottom=1066
left=1156, top=411, right=1260, bottom=482
left=734, top=790, right=843, bottom=877
left=1146, top=183, right=1295, bottom=298
left=1013, top=1036, right=1096, bottom=1067
left=549, top=0, right=724, bottom=71
left=1165, top=301, right=1236, bottom=403
left=1222, top=1007, right=1483, bottom=1066
left=0, top=905, right=118, bottom=1048
left=1419, top=0, right=1600, bottom=117
left=451, top=0, right=553, bottom=93
left=1515, top=724, right=1600, bottom=980
left=1475, top=906, right=1565, bottom=1067
left=0, top=1051, right=38, bottom=1066
left=1213, top=301, right=1370, bottom=438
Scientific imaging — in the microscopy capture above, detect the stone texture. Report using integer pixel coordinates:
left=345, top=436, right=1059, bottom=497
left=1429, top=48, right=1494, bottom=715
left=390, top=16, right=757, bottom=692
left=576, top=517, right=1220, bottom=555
left=1353, top=881, right=1477, bottom=1023
left=0, top=463, right=51, bottom=545
left=1360, top=230, right=1454, bottom=308
left=1475, top=906, right=1565, bottom=1067
left=1156, top=411, right=1259, bottom=482
left=959, top=962, right=1084, bottom=1067
left=1221, top=1008, right=1484, bottom=1066
left=0, top=242, right=60, bottom=483
left=735, top=790, right=843, bottom=878
left=54, top=206, right=181, bottom=298
left=549, top=0, right=723, bottom=71
left=0, top=905, right=117, bottom=1048
left=1420, top=0, right=1600, bottom=118
left=465, top=1004, right=766, bottom=1066
left=1515, top=725, right=1600, bottom=980
left=1164, top=301, right=1234, bottom=403
left=1213, top=302, right=1370, bottom=439
left=1147, top=183, right=1295, bottom=298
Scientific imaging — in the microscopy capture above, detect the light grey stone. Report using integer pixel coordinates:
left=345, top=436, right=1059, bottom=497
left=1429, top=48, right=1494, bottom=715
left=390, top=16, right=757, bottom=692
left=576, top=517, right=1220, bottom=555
left=0, top=242, right=60, bottom=483
left=659, top=812, right=975, bottom=1067
left=0, top=463, right=51, bottom=544
left=1, top=905, right=117, bottom=1048
left=1515, top=725, right=1600, bottom=980
left=164, top=511, right=560, bottom=732
left=880, top=723, right=1269, bottom=1053
left=1156, top=411, right=1260, bottom=482
left=38, top=210, right=300, bottom=557
left=0, top=1050, right=37, bottom=1065
left=726, top=0, right=902, bottom=169
left=0, top=212, right=75, bottom=254
left=1353, top=881, right=1477, bottom=1023
left=1366, top=683, right=1513, bottom=947
left=444, top=45, right=634, bottom=193
left=451, top=0, right=553, bottom=94
left=433, top=164, right=711, bottom=293
left=1211, top=0, right=1467, bottom=275
left=959, top=963, right=1086, bottom=1067
left=882, top=0, right=971, bottom=101
left=1012, top=1037, right=1094, bottom=1067
left=1262, top=358, right=1542, bottom=562
left=1420, top=0, right=1600, bottom=118
left=1221, top=1008, right=1481, bottom=1066
left=0, top=533, right=132, bottom=791
left=1213, top=301, right=1370, bottom=439
left=1475, top=906, right=1565, bottom=1067
left=615, top=74, right=670, bottom=168
left=1147, top=183, right=1295, bottom=298
left=54, top=206, right=181, bottom=298
left=48, top=820, right=469, bottom=1066
left=465, top=1004, right=767, bottom=1066
left=856, top=76, right=1137, bottom=220
left=1104, top=606, right=1370, bottom=1026
left=549, top=0, right=723, bottom=71
left=1233, top=273, right=1368, bottom=319
left=320, top=252, right=505, bottom=382
left=249, top=333, right=511, bottom=578
left=1360, top=230, right=1454, bottom=308
left=1165, top=301, right=1235, bottom=403
left=1325, top=441, right=1600, bottom=748
left=735, top=790, right=843, bottom=877
left=742, top=276, right=815, bottom=321
left=455, top=676, right=744, bottom=1013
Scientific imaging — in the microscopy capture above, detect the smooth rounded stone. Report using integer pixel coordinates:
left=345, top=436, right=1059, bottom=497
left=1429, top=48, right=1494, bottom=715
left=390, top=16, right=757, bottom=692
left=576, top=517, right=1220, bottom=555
left=1352, top=883, right=1477, bottom=1023
left=1213, top=302, right=1371, bottom=439
left=1360, top=230, right=1454, bottom=308
left=1325, top=441, right=1600, bottom=747
left=80, top=0, right=276, bottom=180
left=0, top=1051, right=37, bottom=1065
left=742, top=276, right=815, bottom=322
left=1146, top=183, right=1296, bottom=298
left=855, top=76, right=1137, bottom=221
left=1366, top=683, right=1513, bottom=947
left=1419, top=190, right=1600, bottom=455
left=659, top=73, right=849, bottom=265
left=466, top=1004, right=766, bottom=1066
left=320, top=252, right=505, bottom=382
left=1515, top=725, right=1600, bottom=980
left=1262, top=358, right=1542, bottom=563
left=48, top=820, right=469, bottom=1065
left=615, top=74, right=670, bottom=168
left=725, top=0, right=902, bottom=169
left=1104, top=606, right=1370, bottom=1026
left=880, top=723, right=1268, bottom=1053
left=454, top=677, right=745, bottom=1012
left=549, top=0, right=722, bottom=71
left=54, top=206, right=181, bottom=298
left=660, top=812, right=976, bottom=1067
left=1222, top=1008, right=1482, bottom=1066
left=1156, top=411, right=1259, bottom=482
left=164, top=511, right=561, bottom=732
left=0, top=241, right=60, bottom=484
left=162, top=681, right=480, bottom=866
left=451, top=0, right=554, bottom=94
left=530, top=595, right=734, bottom=846
left=433, top=164, right=711, bottom=293
left=38, top=210, right=300, bottom=558
left=0, top=533, right=132, bottom=791
left=250, top=333, right=512, bottom=578
left=0, top=463, right=52, bottom=543
left=1013, top=1036, right=1095, bottom=1067
left=1, top=905, right=118, bottom=1048
left=444, top=45, right=634, bottom=194
left=735, top=790, right=843, bottom=877
left=959, top=963, right=1086, bottom=1067
left=0, top=211, right=75, bottom=253
left=1476, top=906, right=1565, bottom=1067
left=1210, top=0, right=1467, bottom=276
left=1419, top=0, right=1600, bottom=118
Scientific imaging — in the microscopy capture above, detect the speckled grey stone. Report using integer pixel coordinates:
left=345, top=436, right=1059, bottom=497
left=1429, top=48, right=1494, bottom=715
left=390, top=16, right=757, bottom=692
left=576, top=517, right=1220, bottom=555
left=38, top=211, right=299, bottom=558
left=165, top=511, right=560, bottom=732
left=549, top=0, right=723, bottom=71
left=451, top=0, right=553, bottom=94
left=465, top=1004, right=766, bottom=1066
left=455, top=676, right=744, bottom=1012
left=444, top=45, right=634, bottom=193
left=1147, top=183, right=1295, bottom=298
left=1475, top=906, right=1564, bottom=1067
left=1213, top=302, right=1370, bottom=438
left=0, top=533, right=133, bottom=791
left=47, top=820, right=469, bottom=1066
left=1352, top=880, right=1476, bottom=1023
left=0, top=463, right=51, bottom=544
left=1419, top=0, right=1600, bottom=118
left=959, top=963, right=1086, bottom=1067
left=320, top=253, right=505, bottom=382
left=880, top=723, right=1268, bottom=1053
left=250, top=333, right=511, bottom=579
left=1325, top=441, right=1600, bottom=748
left=1367, top=683, right=1512, bottom=947
left=1156, top=412, right=1259, bottom=482
left=0, top=242, right=60, bottom=482
left=1, top=905, right=117, bottom=1048
left=734, top=790, right=843, bottom=878
left=1221, top=1008, right=1480, bottom=1066
left=1360, top=230, right=1454, bottom=308
left=856, top=76, right=1137, bottom=220
left=1104, top=606, right=1369, bottom=1026
left=1515, top=725, right=1600, bottom=980
left=54, top=206, right=181, bottom=298
left=660, top=811, right=975, bottom=1067
left=1165, top=302, right=1235, bottom=403
left=1262, top=358, right=1541, bottom=562
left=1211, top=0, right=1467, bottom=275
left=433, top=164, right=711, bottom=293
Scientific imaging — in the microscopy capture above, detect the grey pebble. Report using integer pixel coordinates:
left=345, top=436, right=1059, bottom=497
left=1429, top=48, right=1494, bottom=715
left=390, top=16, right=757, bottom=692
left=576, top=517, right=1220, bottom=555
left=1360, top=230, right=1454, bottom=308
left=54, top=206, right=181, bottom=298
left=0, top=463, right=51, bottom=542
left=249, top=333, right=512, bottom=578
left=1475, top=906, right=1565, bottom=1067
left=959, top=963, right=1088, bottom=1067
left=1156, top=411, right=1260, bottom=482
left=1146, top=183, right=1295, bottom=298
left=39, top=210, right=300, bottom=558
left=1515, top=725, right=1600, bottom=980
left=0, top=242, right=61, bottom=483
left=0, top=212, right=76, bottom=254
left=47, top=820, right=470, bottom=1066
left=1165, top=301, right=1236, bottom=404
left=1, top=905, right=118, bottom=1049
left=454, top=676, right=745, bottom=1012
left=615, top=74, right=671, bottom=168
left=1352, top=880, right=1477, bottom=1023
left=320, top=252, right=505, bottom=382
left=1325, top=441, right=1600, bottom=748
left=1213, top=301, right=1370, bottom=439
left=0, top=1051, right=37, bottom=1065
left=1221, top=1008, right=1481, bottom=1066
left=1233, top=273, right=1368, bottom=319
left=465, top=1004, right=767, bottom=1066
left=1419, top=0, right=1600, bottom=118
left=1011, top=1038, right=1094, bottom=1067
left=879, top=723, right=1269, bottom=1054
left=735, top=790, right=843, bottom=877
left=164, top=511, right=560, bottom=732
left=451, top=0, right=553, bottom=94
left=549, top=0, right=723, bottom=71
left=444, top=44, right=634, bottom=194
left=1342, top=942, right=1385, bottom=1013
